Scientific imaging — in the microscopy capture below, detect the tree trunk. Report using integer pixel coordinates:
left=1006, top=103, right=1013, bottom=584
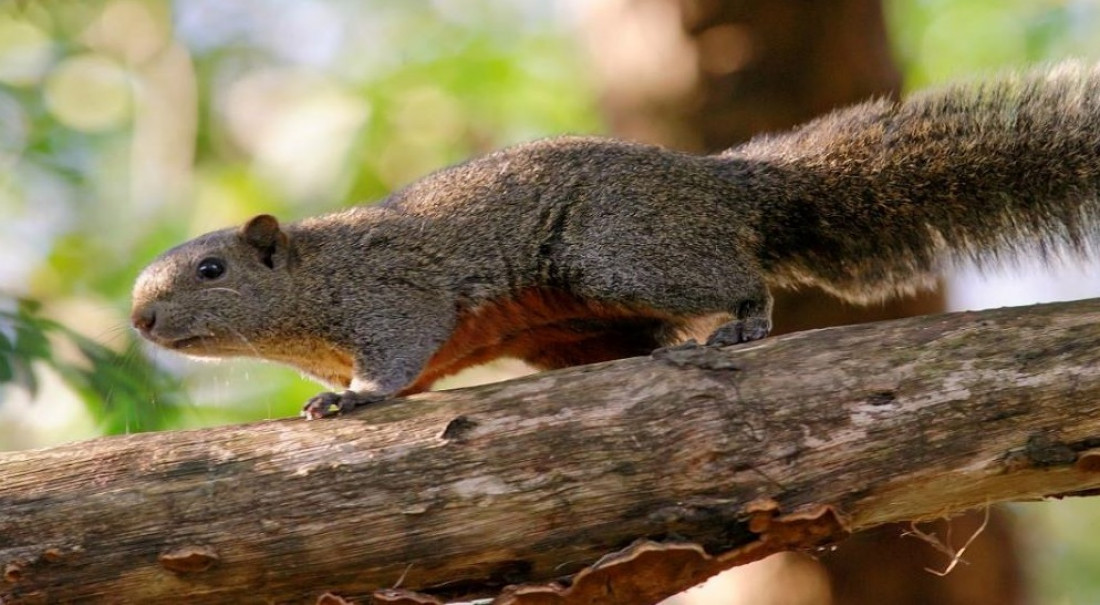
left=3, top=298, right=1098, bottom=605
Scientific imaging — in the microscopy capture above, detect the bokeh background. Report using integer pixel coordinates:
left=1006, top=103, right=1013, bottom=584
left=2, top=1, right=1100, bottom=603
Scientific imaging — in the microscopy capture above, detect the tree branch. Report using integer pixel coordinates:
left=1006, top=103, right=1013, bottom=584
left=3, top=298, right=1100, bottom=604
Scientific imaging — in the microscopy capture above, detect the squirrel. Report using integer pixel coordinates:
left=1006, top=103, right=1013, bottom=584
left=132, top=62, right=1100, bottom=419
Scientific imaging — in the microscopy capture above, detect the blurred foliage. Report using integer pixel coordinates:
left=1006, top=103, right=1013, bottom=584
left=0, top=297, right=186, bottom=433
left=886, top=0, right=1100, bottom=87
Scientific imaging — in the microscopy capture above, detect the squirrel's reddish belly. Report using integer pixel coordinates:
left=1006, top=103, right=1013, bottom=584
left=400, top=288, right=674, bottom=394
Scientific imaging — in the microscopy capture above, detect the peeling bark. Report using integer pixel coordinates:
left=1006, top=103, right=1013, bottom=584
left=2, top=298, right=1100, bottom=604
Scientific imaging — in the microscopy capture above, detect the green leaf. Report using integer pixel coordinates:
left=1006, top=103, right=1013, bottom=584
left=0, top=352, right=12, bottom=383
left=0, top=328, right=13, bottom=383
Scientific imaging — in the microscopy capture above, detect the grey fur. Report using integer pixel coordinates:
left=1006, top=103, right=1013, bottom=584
left=132, top=62, right=1100, bottom=418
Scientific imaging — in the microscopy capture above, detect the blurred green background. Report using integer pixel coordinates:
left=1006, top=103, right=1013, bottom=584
left=1, top=0, right=1100, bottom=602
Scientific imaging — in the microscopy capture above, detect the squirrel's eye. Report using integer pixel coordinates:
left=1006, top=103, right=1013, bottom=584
left=197, top=257, right=226, bottom=281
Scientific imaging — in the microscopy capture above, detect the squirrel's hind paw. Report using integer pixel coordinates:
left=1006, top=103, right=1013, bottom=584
left=302, top=390, right=386, bottom=420
left=705, top=317, right=771, bottom=347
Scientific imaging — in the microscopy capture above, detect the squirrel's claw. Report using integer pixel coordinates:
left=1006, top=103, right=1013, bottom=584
left=301, top=390, right=385, bottom=420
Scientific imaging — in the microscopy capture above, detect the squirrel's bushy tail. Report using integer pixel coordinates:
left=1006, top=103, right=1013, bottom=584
left=729, top=61, right=1100, bottom=302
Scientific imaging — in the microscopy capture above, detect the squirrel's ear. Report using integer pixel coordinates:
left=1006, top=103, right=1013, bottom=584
left=240, top=214, right=289, bottom=269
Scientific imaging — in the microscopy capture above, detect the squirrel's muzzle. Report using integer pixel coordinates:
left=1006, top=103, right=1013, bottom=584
left=131, top=304, right=157, bottom=335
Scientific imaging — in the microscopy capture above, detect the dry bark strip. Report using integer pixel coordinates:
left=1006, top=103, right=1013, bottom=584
left=3, top=298, right=1100, bottom=604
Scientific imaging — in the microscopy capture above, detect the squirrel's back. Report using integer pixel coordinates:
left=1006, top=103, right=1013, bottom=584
left=731, top=61, right=1100, bottom=302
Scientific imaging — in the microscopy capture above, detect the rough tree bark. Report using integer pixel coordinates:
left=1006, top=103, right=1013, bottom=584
left=3, top=298, right=1100, bottom=605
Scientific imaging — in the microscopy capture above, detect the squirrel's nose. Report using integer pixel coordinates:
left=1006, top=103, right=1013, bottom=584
left=131, top=304, right=157, bottom=334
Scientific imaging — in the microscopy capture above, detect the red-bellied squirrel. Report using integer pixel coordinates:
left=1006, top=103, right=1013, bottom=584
left=132, top=62, right=1100, bottom=419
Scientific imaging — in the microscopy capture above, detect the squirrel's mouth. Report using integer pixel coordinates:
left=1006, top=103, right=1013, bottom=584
left=167, top=336, right=207, bottom=350
left=147, top=333, right=218, bottom=352
left=161, top=333, right=257, bottom=358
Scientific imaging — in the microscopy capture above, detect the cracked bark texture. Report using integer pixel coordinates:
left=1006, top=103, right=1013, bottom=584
left=2, top=298, right=1099, bottom=604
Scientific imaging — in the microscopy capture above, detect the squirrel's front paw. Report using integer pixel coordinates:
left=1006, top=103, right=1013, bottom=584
left=301, top=390, right=385, bottom=420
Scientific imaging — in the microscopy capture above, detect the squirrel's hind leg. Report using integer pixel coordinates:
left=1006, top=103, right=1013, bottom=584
left=643, top=286, right=773, bottom=350
left=567, top=231, right=774, bottom=347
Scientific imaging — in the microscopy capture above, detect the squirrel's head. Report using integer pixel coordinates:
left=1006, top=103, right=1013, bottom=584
left=131, top=214, right=297, bottom=359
